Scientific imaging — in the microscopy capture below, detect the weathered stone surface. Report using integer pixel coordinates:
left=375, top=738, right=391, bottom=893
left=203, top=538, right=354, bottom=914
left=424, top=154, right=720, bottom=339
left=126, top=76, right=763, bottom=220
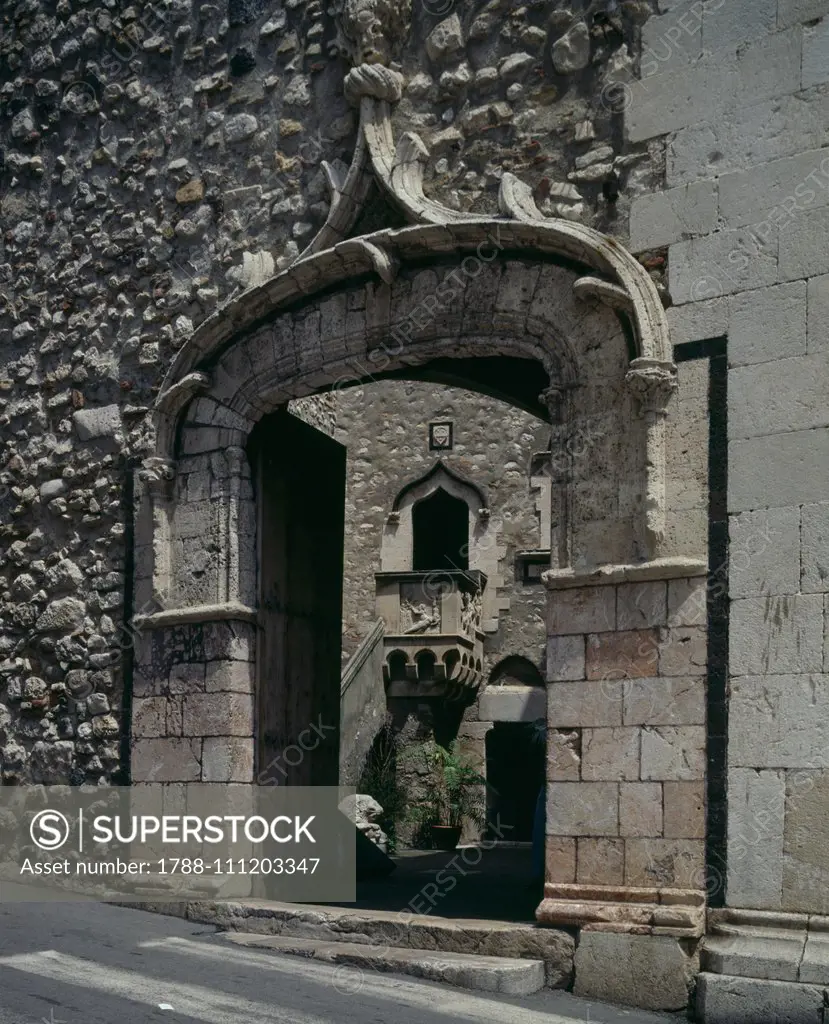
left=426, top=15, right=462, bottom=62
left=731, top=428, right=829, bottom=510
left=729, top=282, right=808, bottom=367
left=663, top=781, right=705, bottom=840
left=630, top=181, right=718, bottom=251
left=72, top=405, right=122, bottom=441
left=547, top=586, right=615, bottom=635
left=202, top=737, right=254, bottom=782
left=623, top=676, right=705, bottom=726
left=574, top=933, right=696, bottom=1011
left=551, top=22, right=590, bottom=74
left=580, top=727, right=640, bottom=781
left=547, top=782, right=618, bottom=836
left=546, top=838, right=576, bottom=883
left=728, top=675, right=829, bottom=768
left=696, top=972, right=824, bottom=1024
left=182, top=694, right=253, bottom=737
left=35, top=598, right=85, bottom=632
left=624, top=837, right=704, bottom=888
left=727, top=768, right=785, bottom=909
left=132, top=738, right=201, bottom=783
left=640, top=726, right=705, bottom=781
left=782, top=771, right=829, bottom=914
left=547, top=680, right=623, bottom=728
left=585, top=630, right=659, bottom=681
left=545, top=637, right=585, bottom=681
left=667, top=578, right=707, bottom=627
left=616, top=582, right=668, bottom=631
left=730, top=354, right=829, bottom=440
left=730, top=507, right=801, bottom=598
left=547, top=729, right=581, bottom=781
left=577, top=837, right=624, bottom=884
left=730, top=595, right=823, bottom=675
left=800, top=502, right=829, bottom=592
left=658, top=627, right=707, bottom=676
left=619, top=782, right=663, bottom=838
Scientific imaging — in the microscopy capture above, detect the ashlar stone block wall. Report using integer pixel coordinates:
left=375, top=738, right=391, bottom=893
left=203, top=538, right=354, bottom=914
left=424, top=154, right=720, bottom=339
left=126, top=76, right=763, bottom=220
left=629, top=0, right=829, bottom=917
left=545, top=575, right=707, bottom=891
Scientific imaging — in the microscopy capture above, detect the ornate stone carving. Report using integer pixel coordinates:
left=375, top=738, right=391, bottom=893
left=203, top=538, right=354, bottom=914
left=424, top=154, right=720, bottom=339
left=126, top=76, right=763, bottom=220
left=626, top=357, right=679, bottom=415
left=138, top=457, right=176, bottom=492
left=461, top=590, right=482, bottom=637
left=344, top=63, right=404, bottom=105
left=340, top=0, right=412, bottom=66
left=401, top=597, right=440, bottom=634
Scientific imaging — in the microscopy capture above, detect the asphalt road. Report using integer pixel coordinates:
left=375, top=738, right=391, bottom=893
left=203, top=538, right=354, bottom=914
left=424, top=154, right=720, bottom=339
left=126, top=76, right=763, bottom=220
left=0, top=884, right=679, bottom=1024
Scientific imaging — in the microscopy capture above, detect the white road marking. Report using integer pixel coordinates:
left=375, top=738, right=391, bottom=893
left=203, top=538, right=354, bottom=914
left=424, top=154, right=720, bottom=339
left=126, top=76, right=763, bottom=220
left=0, top=949, right=330, bottom=1024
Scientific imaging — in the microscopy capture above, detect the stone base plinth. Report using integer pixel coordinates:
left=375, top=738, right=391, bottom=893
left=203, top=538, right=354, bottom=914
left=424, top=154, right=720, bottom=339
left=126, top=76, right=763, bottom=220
left=574, top=931, right=699, bottom=1011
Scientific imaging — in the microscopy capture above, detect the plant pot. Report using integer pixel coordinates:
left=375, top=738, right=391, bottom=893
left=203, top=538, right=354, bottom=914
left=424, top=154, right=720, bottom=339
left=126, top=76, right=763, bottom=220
left=430, top=825, right=462, bottom=851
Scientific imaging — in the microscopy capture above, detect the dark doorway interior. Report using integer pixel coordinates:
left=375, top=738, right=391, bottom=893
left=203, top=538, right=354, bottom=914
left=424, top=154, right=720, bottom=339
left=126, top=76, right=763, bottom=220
left=412, top=488, right=469, bottom=571
left=250, top=409, right=346, bottom=786
left=485, top=722, right=546, bottom=842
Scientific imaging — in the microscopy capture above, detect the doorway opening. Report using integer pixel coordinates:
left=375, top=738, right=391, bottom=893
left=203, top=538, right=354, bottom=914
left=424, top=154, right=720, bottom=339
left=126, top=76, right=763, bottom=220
left=485, top=721, right=546, bottom=842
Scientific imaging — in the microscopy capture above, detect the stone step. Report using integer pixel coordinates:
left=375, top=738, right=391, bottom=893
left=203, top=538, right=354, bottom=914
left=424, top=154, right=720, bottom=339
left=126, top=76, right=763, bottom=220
left=701, top=934, right=806, bottom=983
left=696, top=972, right=827, bottom=1024
left=220, top=931, right=546, bottom=995
left=164, top=898, right=574, bottom=988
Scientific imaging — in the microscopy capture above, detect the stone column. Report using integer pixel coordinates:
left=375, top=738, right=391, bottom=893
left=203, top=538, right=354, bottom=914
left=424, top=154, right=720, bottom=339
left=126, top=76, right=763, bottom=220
left=625, top=358, right=678, bottom=561
left=539, top=384, right=572, bottom=570
left=538, top=561, right=708, bottom=1011
left=137, top=456, right=177, bottom=606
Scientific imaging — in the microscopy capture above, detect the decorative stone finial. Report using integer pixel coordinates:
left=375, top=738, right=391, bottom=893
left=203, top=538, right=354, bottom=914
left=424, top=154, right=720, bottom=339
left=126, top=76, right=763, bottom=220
left=340, top=0, right=412, bottom=66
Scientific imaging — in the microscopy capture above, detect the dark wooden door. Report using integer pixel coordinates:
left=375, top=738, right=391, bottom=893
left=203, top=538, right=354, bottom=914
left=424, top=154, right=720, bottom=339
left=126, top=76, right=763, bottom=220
left=252, top=409, right=345, bottom=786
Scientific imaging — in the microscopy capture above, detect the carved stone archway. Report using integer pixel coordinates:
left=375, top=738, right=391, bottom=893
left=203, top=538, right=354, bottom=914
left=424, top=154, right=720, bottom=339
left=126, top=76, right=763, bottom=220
left=130, top=0, right=709, bottom=996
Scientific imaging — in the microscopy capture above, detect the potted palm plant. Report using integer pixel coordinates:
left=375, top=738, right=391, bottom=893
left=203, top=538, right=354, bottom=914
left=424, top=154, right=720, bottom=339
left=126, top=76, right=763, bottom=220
left=408, top=741, right=486, bottom=850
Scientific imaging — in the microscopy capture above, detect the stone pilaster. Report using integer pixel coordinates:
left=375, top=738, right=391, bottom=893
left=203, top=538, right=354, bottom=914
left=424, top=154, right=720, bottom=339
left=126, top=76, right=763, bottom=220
left=539, top=558, right=708, bottom=1008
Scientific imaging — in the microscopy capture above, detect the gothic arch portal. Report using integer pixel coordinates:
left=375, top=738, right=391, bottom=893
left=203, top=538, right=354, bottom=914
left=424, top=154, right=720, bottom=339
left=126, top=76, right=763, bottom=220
left=131, top=217, right=708, bottom=948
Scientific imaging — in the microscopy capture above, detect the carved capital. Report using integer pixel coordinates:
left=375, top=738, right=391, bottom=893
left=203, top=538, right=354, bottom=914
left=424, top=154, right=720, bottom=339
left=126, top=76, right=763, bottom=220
left=344, top=63, right=404, bottom=106
left=138, top=457, right=176, bottom=494
left=625, top=358, right=678, bottom=416
left=539, top=385, right=566, bottom=424
left=225, top=445, right=246, bottom=477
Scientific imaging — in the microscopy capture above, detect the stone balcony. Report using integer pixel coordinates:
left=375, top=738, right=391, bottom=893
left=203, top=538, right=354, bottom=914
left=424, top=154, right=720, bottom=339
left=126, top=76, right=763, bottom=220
left=374, top=570, right=487, bottom=699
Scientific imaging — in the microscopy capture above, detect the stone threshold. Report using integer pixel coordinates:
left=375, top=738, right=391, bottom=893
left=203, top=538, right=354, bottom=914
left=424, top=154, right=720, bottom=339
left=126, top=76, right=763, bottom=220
left=543, top=556, right=707, bottom=590
left=536, top=882, right=706, bottom=937
left=126, top=897, right=575, bottom=988
left=219, top=931, right=546, bottom=995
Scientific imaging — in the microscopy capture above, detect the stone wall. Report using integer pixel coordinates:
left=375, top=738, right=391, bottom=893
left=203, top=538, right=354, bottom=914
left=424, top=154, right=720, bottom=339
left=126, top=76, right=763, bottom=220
left=335, top=379, right=550, bottom=669
left=0, top=0, right=667, bottom=785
